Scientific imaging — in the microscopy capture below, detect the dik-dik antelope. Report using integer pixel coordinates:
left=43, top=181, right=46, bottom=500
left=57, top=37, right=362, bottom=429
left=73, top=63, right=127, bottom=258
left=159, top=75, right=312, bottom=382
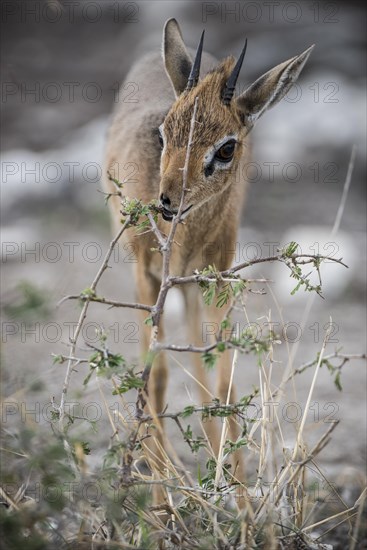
left=104, top=18, right=313, bottom=504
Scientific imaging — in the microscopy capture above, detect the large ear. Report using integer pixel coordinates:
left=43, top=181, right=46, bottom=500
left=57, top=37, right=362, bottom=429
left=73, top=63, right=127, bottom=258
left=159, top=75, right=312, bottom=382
left=236, top=45, right=314, bottom=126
left=163, top=18, right=192, bottom=97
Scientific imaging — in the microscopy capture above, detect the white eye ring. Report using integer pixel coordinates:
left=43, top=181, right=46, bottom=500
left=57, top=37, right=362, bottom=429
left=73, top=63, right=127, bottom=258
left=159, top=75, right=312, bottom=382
left=203, top=134, right=238, bottom=172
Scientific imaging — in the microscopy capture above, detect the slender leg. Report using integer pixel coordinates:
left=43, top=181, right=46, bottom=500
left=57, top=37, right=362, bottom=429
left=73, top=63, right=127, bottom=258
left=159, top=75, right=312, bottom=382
left=182, top=285, right=220, bottom=452
left=203, top=294, right=246, bottom=503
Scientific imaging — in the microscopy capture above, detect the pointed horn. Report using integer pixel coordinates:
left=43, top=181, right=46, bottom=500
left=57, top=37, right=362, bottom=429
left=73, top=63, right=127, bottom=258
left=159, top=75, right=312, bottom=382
left=185, top=30, right=205, bottom=91
left=222, top=39, right=248, bottom=105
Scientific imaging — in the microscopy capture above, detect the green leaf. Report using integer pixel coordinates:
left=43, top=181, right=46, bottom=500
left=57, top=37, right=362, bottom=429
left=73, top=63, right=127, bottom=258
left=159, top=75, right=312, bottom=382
left=183, top=424, right=193, bottom=441
left=181, top=406, right=195, bottom=418
left=81, top=441, right=91, bottom=455
left=83, top=370, right=94, bottom=386
left=202, top=352, right=218, bottom=370
left=107, top=171, right=124, bottom=188
left=334, top=371, right=343, bottom=391
left=113, top=370, right=145, bottom=393
left=216, top=342, right=226, bottom=353
left=191, top=437, right=206, bottom=453
left=202, top=282, right=216, bottom=306
left=232, top=279, right=246, bottom=296
left=284, top=241, right=299, bottom=257
left=291, top=280, right=303, bottom=295
left=224, top=437, right=247, bottom=454
left=84, top=347, right=126, bottom=386
left=216, top=284, right=231, bottom=308
left=50, top=410, right=60, bottom=421
left=79, top=287, right=97, bottom=300
left=136, top=218, right=150, bottom=234
left=221, top=318, right=231, bottom=331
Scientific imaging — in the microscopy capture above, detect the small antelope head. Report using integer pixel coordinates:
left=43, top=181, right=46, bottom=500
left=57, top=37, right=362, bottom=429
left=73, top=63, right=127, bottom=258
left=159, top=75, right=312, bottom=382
left=158, top=18, right=313, bottom=221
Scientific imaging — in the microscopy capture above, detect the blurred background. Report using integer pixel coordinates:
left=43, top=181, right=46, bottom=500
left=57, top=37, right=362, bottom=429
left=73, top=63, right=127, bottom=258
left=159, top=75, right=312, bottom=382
left=1, top=0, right=366, bottom=499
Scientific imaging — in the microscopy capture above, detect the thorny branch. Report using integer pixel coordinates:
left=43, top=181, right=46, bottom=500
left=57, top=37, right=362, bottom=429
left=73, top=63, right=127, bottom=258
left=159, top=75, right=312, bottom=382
left=59, top=278, right=270, bottom=309
left=168, top=253, right=347, bottom=287
left=121, top=99, right=200, bottom=477
left=57, top=294, right=152, bottom=312
left=136, top=97, right=200, bottom=407
left=57, top=216, right=131, bottom=435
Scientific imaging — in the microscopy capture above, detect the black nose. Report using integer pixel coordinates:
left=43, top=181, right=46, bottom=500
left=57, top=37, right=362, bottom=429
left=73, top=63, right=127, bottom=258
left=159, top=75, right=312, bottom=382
left=160, top=193, right=171, bottom=208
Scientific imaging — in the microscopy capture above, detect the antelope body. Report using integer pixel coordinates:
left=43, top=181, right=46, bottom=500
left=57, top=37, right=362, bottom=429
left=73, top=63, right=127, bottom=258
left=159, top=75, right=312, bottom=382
left=104, top=18, right=313, bottom=506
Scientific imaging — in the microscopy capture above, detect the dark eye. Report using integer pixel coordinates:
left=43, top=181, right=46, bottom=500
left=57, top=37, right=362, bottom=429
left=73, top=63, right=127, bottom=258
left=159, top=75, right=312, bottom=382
left=214, top=140, right=236, bottom=163
left=156, top=125, right=165, bottom=149
left=158, top=131, right=164, bottom=149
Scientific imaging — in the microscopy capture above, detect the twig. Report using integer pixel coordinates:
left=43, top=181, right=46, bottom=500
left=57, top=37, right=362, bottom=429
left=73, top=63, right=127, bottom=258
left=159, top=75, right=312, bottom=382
left=57, top=294, right=152, bottom=312
left=58, top=278, right=269, bottom=309
left=138, top=98, right=199, bottom=398
left=139, top=401, right=254, bottom=423
left=122, top=99, right=201, bottom=490
left=58, top=216, right=131, bottom=430
left=147, top=211, right=167, bottom=249
left=51, top=353, right=89, bottom=364
left=292, top=352, right=366, bottom=378
left=168, top=253, right=347, bottom=287
left=154, top=342, right=218, bottom=353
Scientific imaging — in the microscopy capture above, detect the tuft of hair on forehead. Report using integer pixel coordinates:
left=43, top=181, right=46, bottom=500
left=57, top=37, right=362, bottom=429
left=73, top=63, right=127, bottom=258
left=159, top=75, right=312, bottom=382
left=163, top=56, right=244, bottom=149
left=189, top=56, right=236, bottom=102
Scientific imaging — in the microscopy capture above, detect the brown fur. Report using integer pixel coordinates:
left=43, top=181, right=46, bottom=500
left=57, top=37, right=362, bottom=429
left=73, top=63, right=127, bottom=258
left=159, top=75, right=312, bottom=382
left=103, top=18, right=313, bottom=507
